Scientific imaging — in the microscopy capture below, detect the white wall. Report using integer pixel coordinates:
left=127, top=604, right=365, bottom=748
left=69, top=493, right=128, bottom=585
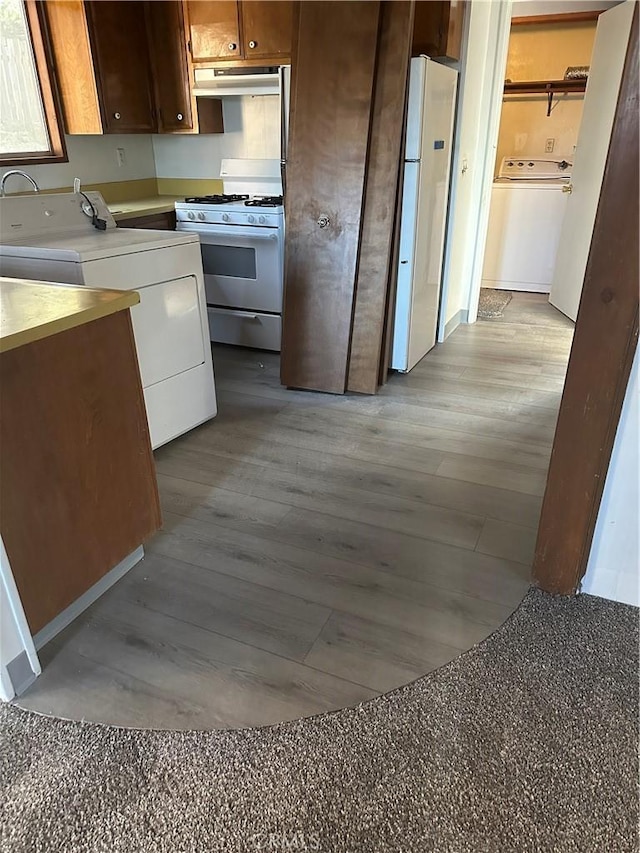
left=582, top=351, right=639, bottom=606
left=512, top=0, right=620, bottom=16
left=152, top=95, right=280, bottom=178
left=1, top=537, right=40, bottom=701
left=0, top=134, right=156, bottom=192
left=440, top=0, right=512, bottom=332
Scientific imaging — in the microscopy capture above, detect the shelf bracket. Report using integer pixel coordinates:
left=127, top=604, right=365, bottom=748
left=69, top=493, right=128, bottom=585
left=547, top=89, right=554, bottom=117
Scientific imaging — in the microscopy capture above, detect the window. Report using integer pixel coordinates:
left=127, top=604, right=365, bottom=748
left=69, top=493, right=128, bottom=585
left=0, top=0, right=66, bottom=164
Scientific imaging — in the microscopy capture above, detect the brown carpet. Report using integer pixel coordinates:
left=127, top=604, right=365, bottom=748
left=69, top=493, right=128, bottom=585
left=0, top=588, right=637, bottom=852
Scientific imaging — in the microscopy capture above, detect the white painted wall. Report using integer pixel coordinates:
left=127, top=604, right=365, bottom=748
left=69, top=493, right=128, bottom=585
left=582, top=351, right=639, bottom=606
left=512, top=0, right=620, bottom=16
left=152, top=95, right=280, bottom=178
left=0, top=134, right=156, bottom=192
left=439, top=0, right=512, bottom=334
left=0, top=537, right=40, bottom=701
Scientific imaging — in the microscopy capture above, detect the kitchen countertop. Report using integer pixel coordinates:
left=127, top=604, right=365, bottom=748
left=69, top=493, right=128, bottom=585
left=0, top=278, right=139, bottom=353
left=108, top=196, right=183, bottom=222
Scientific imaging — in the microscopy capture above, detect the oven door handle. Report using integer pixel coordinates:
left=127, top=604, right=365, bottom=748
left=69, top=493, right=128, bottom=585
left=178, top=223, right=279, bottom=241
left=213, top=309, right=260, bottom=320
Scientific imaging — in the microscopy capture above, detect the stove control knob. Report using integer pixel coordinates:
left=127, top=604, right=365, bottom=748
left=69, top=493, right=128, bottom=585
left=259, top=215, right=266, bottom=224
left=197, top=212, right=206, bottom=221
left=187, top=211, right=196, bottom=220
left=222, top=213, right=230, bottom=222
left=517, top=162, right=524, bottom=167
left=247, top=214, right=256, bottom=223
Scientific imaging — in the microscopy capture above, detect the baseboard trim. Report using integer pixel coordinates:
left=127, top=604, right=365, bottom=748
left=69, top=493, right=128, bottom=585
left=443, top=309, right=469, bottom=340
left=5, top=650, right=38, bottom=697
left=33, top=546, right=144, bottom=650
left=481, top=280, right=551, bottom=294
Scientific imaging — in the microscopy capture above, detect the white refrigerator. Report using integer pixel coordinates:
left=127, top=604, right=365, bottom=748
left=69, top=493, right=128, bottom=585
left=391, top=56, right=458, bottom=373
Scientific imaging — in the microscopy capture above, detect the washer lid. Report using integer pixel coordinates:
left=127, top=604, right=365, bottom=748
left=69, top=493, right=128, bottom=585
left=0, top=226, right=199, bottom=263
left=498, top=156, right=572, bottom=180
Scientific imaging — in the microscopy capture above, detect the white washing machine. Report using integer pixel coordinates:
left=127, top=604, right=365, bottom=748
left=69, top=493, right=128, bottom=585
left=482, top=157, right=572, bottom=293
left=0, top=191, right=217, bottom=449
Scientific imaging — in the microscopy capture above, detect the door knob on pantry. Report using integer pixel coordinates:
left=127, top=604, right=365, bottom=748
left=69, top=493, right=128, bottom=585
left=317, top=215, right=330, bottom=228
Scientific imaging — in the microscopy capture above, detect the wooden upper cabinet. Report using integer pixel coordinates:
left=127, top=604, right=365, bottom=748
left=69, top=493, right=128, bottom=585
left=46, top=0, right=155, bottom=134
left=187, top=0, right=293, bottom=63
left=145, top=0, right=194, bottom=132
left=241, top=1, right=293, bottom=59
left=413, top=0, right=466, bottom=61
left=86, top=1, right=156, bottom=133
left=187, top=0, right=241, bottom=61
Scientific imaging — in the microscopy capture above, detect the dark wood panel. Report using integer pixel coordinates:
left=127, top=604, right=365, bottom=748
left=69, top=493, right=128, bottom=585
left=145, top=0, right=193, bottom=132
left=0, top=310, right=162, bottom=633
left=240, top=1, right=293, bottom=59
left=347, top=1, right=414, bottom=395
left=187, top=0, right=241, bottom=61
left=413, top=0, right=465, bottom=61
left=121, top=211, right=177, bottom=230
left=280, top=1, right=381, bottom=394
left=533, top=9, right=639, bottom=595
left=86, top=1, right=156, bottom=133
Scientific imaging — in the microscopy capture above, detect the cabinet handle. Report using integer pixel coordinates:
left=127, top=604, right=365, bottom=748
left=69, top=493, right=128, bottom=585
left=228, top=42, right=237, bottom=50
left=177, top=113, right=183, bottom=121
left=113, top=112, right=121, bottom=120
left=248, top=40, right=257, bottom=49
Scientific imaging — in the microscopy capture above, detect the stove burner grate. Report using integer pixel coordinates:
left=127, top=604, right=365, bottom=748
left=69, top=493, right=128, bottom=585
left=244, top=196, right=284, bottom=208
left=184, top=194, right=249, bottom=204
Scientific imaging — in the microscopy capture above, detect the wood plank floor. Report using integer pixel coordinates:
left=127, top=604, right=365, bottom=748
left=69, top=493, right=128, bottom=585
left=17, top=293, right=574, bottom=729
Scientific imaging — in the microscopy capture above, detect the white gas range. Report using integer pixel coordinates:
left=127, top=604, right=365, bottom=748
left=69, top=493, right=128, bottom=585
left=175, top=158, right=284, bottom=352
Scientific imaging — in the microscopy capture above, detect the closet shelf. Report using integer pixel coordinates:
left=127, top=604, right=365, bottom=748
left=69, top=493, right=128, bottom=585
left=503, top=79, right=588, bottom=116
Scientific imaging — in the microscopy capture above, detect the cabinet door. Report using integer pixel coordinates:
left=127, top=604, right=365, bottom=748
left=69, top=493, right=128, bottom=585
left=281, top=1, right=381, bottom=394
left=412, top=0, right=465, bottom=61
left=86, top=1, right=156, bottom=132
left=145, top=1, right=193, bottom=132
left=241, top=1, right=293, bottom=59
left=187, top=0, right=241, bottom=61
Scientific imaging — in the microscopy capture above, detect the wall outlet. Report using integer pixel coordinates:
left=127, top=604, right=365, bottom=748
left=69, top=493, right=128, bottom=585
left=545, top=138, right=555, bottom=153
left=116, top=147, right=126, bottom=168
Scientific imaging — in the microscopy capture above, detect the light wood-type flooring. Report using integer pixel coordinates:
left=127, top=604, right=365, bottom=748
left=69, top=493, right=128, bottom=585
left=17, top=293, right=574, bottom=729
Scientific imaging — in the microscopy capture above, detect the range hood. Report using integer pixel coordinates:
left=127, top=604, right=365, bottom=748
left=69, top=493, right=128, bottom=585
left=194, top=66, right=280, bottom=97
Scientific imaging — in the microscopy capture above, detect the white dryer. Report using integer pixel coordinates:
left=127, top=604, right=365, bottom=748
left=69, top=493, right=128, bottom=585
left=482, top=157, right=572, bottom=293
left=0, top=192, right=216, bottom=449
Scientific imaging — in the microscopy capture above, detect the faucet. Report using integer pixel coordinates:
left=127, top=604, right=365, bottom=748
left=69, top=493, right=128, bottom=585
left=0, top=170, right=40, bottom=197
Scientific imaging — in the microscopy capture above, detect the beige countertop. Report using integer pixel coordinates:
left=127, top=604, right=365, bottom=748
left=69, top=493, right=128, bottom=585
left=109, top=196, right=183, bottom=222
left=0, top=278, right=139, bottom=353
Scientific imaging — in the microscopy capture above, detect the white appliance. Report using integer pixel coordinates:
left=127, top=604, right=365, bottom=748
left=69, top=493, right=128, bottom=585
left=482, top=156, right=572, bottom=294
left=391, top=56, right=458, bottom=373
left=0, top=192, right=216, bottom=449
left=175, top=159, right=285, bottom=352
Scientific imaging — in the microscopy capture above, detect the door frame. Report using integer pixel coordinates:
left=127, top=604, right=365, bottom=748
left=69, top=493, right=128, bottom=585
left=532, top=7, right=638, bottom=594
left=443, top=0, right=637, bottom=595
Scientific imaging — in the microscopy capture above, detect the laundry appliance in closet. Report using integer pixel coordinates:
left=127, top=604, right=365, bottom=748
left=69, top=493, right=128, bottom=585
left=482, top=156, right=572, bottom=294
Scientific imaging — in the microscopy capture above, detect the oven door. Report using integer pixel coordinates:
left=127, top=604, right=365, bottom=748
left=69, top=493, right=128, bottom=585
left=178, top=222, right=283, bottom=314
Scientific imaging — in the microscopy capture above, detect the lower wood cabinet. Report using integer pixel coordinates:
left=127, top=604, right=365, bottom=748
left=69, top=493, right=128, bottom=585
left=0, top=309, right=161, bottom=634
left=120, top=211, right=177, bottom=230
